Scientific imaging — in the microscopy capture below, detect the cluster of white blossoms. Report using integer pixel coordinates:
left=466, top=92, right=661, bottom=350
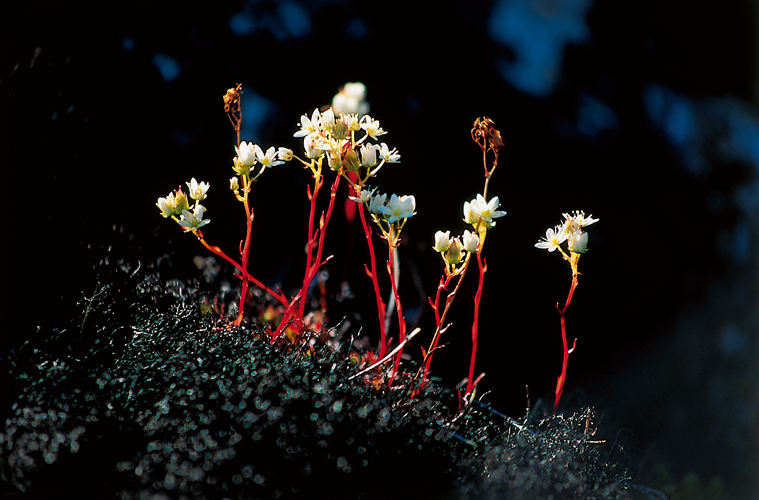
left=535, top=210, right=598, bottom=255
left=292, top=105, right=400, bottom=177
left=231, top=141, right=291, bottom=182
left=432, top=229, right=480, bottom=267
left=331, top=82, right=370, bottom=116
left=156, top=178, right=211, bottom=230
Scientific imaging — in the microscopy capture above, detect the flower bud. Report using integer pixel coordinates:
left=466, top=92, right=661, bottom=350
left=321, top=107, right=335, bottom=131
left=445, top=238, right=462, bottom=265
left=360, top=143, right=379, bottom=168
left=568, top=230, right=589, bottom=254
left=332, top=120, right=349, bottom=140
left=277, top=147, right=293, bottom=162
left=368, top=192, right=387, bottom=215
left=343, top=149, right=361, bottom=172
left=463, top=230, right=480, bottom=253
left=174, top=189, right=190, bottom=214
left=327, top=151, right=342, bottom=171
left=229, top=177, right=240, bottom=191
left=433, top=230, right=451, bottom=253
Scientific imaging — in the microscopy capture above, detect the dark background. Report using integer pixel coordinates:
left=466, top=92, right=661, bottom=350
left=3, top=1, right=758, bottom=497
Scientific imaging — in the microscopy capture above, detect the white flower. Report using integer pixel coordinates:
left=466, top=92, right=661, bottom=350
left=156, top=193, right=176, bottom=218
left=379, top=143, right=400, bottom=163
left=294, top=108, right=321, bottom=138
left=321, top=107, right=335, bottom=132
left=344, top=113, right=361, bottom=132
left=359, top=115, right=386, bottom=139
left=433, top=230, right=451, bottom=253
left=229, top=177, right=239, bottom=191
left=462, top=230, right=480, bottom=253
left=332, top=82, right=369, bottom=115
left=535, top=226, right=566, bottom=252
left=178, top=204, right=210, bottom=229
left=186, top=178, right=210, bottom=201
left=562, top=210, right=598, bottom=237
left=255, top=145, right=284, bottom=168
left=471, top=194, right=506, bottom=223
left=277, top=147, right=294, bottom=161
left=463, top=200, right=481, bottom=226
left=378, top=194, right=416, bottom=224
left=568, top=229, right=589, bottom=254
left=235, top=141, right=257, bottom=167
left=349, top=186, right=376, bottom=204
left=368, top=192, right=387, bottom=215
left=303, top=136, right=324, bottom=159
left=360, top=143, right=379, bottom=168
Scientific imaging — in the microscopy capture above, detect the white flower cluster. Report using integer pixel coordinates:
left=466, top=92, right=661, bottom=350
left=432, top=229, right=480, bottom=266
left=331, top=82, right=370, bottom=116
left=156, top=178, right=211, bottom=230
left=535, top=210, right=598, bottom=254
left=293, top=106, right=400, bottom=176
left=232, top=141, right=291, bottom=181
left=350, top=187, right=416, bottom=226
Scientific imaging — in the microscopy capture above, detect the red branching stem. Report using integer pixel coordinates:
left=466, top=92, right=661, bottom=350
left=386, top=235, right=407, bottom=388
left=466, top=251, right=487, bottom=397
left=421, top=260, right=471, bottom=386
left=196, top=232, right=288, bottom=307
left=553, top=273, right=578, bottom=413
left=358, top=204, right=388, bottom=358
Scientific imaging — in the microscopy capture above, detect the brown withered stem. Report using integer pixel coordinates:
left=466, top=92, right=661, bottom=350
left=471, top=117, right=503, bottom=199
left=224, top=84, right=243, bottom=147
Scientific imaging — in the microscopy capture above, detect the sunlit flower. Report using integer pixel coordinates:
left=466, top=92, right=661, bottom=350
left=471, top=194, right=506, bottom=224
left=378, top=194, right=416, bottom=224
left=360, top=115, right=386, bottom=139
left=186, top=178, right=210, bottom=201
left=344, top=113, right=361, bottom=132
left=433, top=230, right=451, bottom=253
left=360, top=143, right=379, bottom=168
left=229, top=177, right=239, bottom=191
left=255, top=145, right=284, bottom=168
left=379, top=143, right=400, bottom=163
left=235, top=141, right=257, bottom=167
left=535, top=226, right=566, bottom=252
left=332, top=82, right=369, bottom=115
left=277, top=147, right=293, bottom=161
left=321, top=107, right=335, bottom=132
left=368, top=192, right=387, bottom=215
left=294, top=108, right=321, bottom=138
left=463, top=200, right=481, bottom=226
left=303, top=135, right=324, bottom=159
left=156, top=193, right=176, bottom=218
left=463, top=230, right=480, bottom=253
left=178, top=204, right=210, bottom=229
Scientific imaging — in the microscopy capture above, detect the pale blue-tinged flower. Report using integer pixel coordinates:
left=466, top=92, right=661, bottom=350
left=378, top=194, right=416, bottom=224
left=379, top=143, right=400, bottom=163
left=186, top=178, right=210, bottom=201
left=235, top=141, right=257, bottom=167
left=535, top=226, right=566, bottom=252
left=349, top=186, right=377, bottom=204
left=463, top=230, right=480, bottom=253
left=294, top=108, right=321, bottom=138
left=368, top=192, right=387, bottom=215
left=433, top=230, right=451, bottom=253
left=178, top=204, right=210, bottom=229
left=359, top=115, right=386, bottom=139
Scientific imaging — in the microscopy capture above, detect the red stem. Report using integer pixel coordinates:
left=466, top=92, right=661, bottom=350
left=387, top=237, right=407, bottom=387
left=235, top=198, right=254, bottom=326
left=196, top=232, right=288, bottom=307
left=466, top=251, right=486, bottom=396
left=357, top=204, right=388, bottom=358
left=553, top=275, right=578, bottom=413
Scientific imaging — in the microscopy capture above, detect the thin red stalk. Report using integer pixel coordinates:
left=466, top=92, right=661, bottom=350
left=196, top=233, right=288, bottom=307
left=466, top=251, right=486, bottom=396
left=553, top=275, right=578, bottom=413
left=235, top=196, right=254, bottom=326
left=358, top=203, right=387, bottom=357
left=387, top=237, right=407, bottom=387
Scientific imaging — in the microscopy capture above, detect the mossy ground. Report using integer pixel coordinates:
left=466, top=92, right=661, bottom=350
left=2, top=262, right=649, bottom=499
